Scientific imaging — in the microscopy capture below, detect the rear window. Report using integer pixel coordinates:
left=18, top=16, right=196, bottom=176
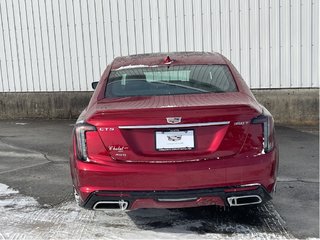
left=105, top=65, right=237, bottom=98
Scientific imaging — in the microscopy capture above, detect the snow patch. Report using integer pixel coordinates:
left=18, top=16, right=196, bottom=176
left=0, top=183, right=294, bottom=240
left=0, top=183, right=38, bottom=208
left=15, top=122, right=28, bottom=125
left=0, top=183, right=18, bottom=195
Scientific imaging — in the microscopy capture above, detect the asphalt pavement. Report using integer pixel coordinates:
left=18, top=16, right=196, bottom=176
left=0, top=120, right=318, bottom=239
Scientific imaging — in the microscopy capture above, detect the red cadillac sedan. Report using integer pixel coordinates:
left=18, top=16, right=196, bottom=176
left=69, top=52, right=278, bottom=211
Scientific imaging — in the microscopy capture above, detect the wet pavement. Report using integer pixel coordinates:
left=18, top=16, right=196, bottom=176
left=0, top=120, right=318, bottom=239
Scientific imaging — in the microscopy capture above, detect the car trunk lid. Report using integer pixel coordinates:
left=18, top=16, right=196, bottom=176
left=87, top=92, right=261, bottom=163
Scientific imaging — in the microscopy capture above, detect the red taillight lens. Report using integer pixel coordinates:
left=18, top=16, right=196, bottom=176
left=74, top=123, right=96, bottom=161
left=251, top=109, right=274, bottom=153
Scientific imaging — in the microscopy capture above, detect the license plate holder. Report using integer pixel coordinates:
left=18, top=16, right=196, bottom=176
left=155, top=130, right=194, bottom=151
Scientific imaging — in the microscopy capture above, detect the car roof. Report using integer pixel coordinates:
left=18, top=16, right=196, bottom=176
left=111, top=52, right=227, bottom=70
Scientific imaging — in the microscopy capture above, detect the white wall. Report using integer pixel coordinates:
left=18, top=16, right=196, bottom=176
left=0, top=0, right=318, bottom=92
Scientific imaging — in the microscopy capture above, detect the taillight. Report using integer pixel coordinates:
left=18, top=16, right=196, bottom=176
left=74, top=122, right=96, bottom=161
left=251, top=109, right=274, bottom=153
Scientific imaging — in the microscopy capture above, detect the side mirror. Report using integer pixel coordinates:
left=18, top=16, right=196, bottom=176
left=91, top=81, right=98, bottom=90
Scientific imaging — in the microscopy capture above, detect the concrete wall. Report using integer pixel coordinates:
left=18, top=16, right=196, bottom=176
left=0, top=92, right=91, bottom=120
left=252, top=89, right=319, bottom=126
left=0, top=89, right=318, bottom=126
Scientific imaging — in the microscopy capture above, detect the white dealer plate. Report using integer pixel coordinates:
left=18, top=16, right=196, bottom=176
left=155, top=130, right=194, bottom=151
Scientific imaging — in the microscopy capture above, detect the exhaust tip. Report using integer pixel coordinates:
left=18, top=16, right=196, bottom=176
left=93, top=200, right=129, bottom=210
left=227, top=195, right=262, bottom=207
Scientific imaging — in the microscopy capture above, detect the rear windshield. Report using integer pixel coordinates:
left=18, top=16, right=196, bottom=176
left=105, top=65, right=237, bottom=98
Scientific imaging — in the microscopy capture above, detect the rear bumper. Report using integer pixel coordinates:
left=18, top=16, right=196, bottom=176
left=70, top=148, right=278, bottom=209
left=83, top=184, right=271, bottom=210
